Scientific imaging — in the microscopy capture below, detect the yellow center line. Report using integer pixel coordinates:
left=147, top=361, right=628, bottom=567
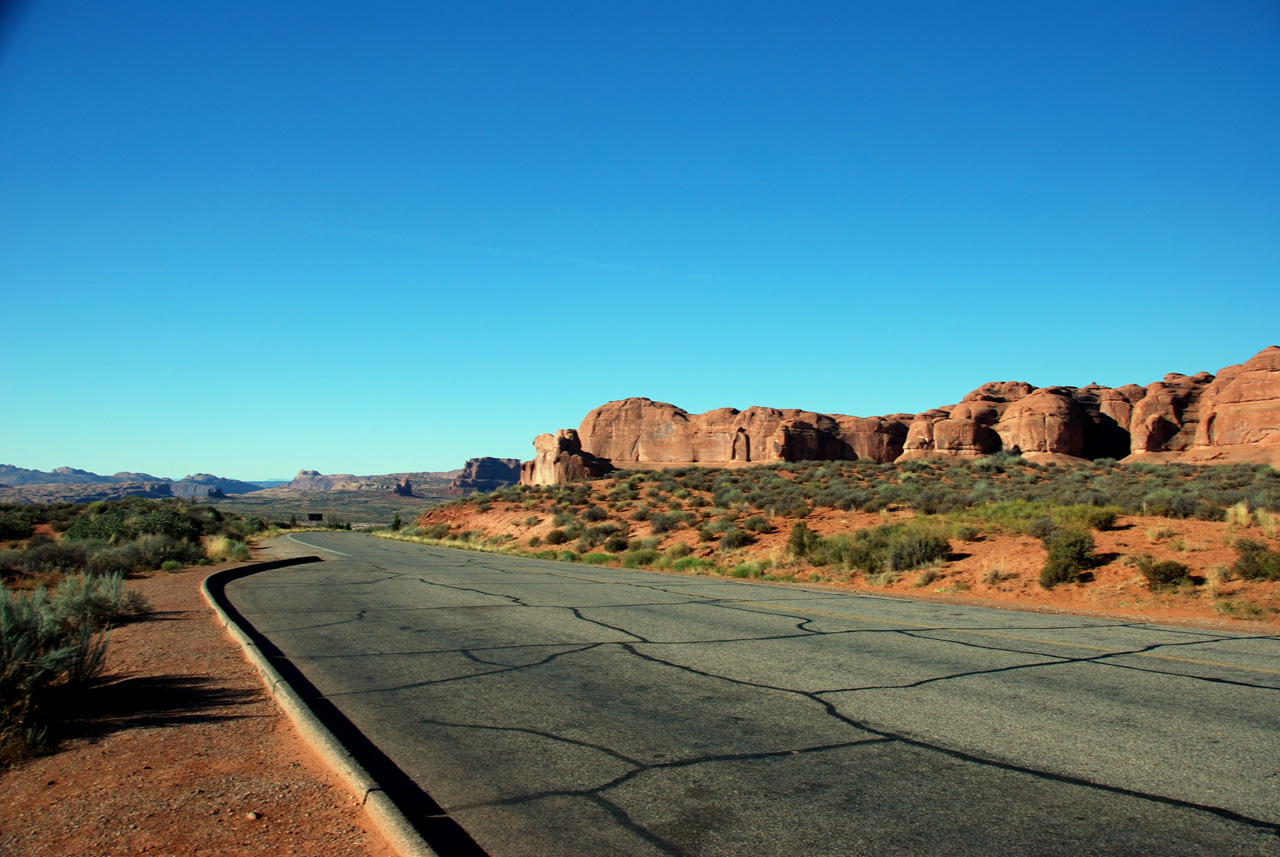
left=731, top=600, right=1280, bottom=677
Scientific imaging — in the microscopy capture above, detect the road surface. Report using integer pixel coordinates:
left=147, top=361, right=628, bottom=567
left=224, top=532, right=1280, bottom=856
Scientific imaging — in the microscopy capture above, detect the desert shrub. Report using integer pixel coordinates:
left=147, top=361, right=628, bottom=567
left=0, top=541, right=89, bottom=577
left=706, top=516, right=736, bottom=534
left=719, top=529, right=754, bottom=550
left=729, top=562, right=767, bottom=579
left=742, top=515, right=771, bottom=534
left=420, top=523, right=450, bottom=539
left=89, top=534, right=205, bottom=574
left=582, top=553, right=616, bottom=566
left=0, top=572, right=148, bottom=761
left=876, top=526, right=950, bottom=573
left=204, top=536, right=251, bottom=563
left=552, top=511, right=576, bottom=527
left=1233, top=539, right=1280, bottom=581
left=581, top=505, right=607, bottom=522
left=603, top=534, right=629, bottom=553
left=1134, top=555, right=1192, bottom=590
left=622, top=548, right=661, bottom=569
left=545, top=529, right=569, bottom=546
left=1026, top=517, right=1057, bottom=541
left=524, top=515, right=540, bottom=527
left=672, top=556, right=715, bottom=572
left=50, top=573, right=150, bottom=631
left=0, top=512, right=35, bottom=542
left=527, top=535, right=542, bottom=547
left=649, top=512, right=687, bottom=534
left=665, top=541, right=692, bottom=559
left=1040, top=529, right=1095, bottom=588
left=787, top=522, right=819, bottom=559
left=631, top=506, right=652, bottom=522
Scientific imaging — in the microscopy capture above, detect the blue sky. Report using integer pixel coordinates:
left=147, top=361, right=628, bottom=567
left=2, top=1, right=1277, bottom=480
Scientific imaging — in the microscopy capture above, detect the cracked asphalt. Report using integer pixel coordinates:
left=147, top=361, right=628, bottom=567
left=226, top=532, right=1280, bottom=857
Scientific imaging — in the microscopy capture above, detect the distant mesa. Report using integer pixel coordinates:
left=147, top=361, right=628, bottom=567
left=0, top=465, right=265, bottom=503
left=258, top=468, right=462, bottom=497
left=519, top=345, right=1280, bottom=485
left=449, top=458, right=522, bottom=494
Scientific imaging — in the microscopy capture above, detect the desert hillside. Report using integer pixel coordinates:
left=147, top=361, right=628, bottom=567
left=406, top=455, right=1280, bottom=630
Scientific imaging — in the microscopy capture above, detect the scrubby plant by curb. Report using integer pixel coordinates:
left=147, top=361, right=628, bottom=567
left=1, top=574, right=150, bottom=763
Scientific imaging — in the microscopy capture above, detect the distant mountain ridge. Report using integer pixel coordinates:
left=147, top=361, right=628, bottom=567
left=0, top=465, right=264, bottom=502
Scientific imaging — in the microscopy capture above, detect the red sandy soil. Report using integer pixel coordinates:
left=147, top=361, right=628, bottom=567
left=0, top=565, right=397, bottom=857
left=424, top=503, right=1280, bottom=633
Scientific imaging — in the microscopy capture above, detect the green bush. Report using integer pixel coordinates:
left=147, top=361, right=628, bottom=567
left=0, top=512, right=35, bottom=542
left=1040, top=529, right=1095, bottom=588
left=1135, top=555, right=1192, bottom=590
left=672, top=556, right=715, bottom=572
left=665, top=541, right=692, bottom=559
left=621, top=548, right=661, bottom=568
left=545, top=529, right=569, bottom=545
left=720, top=529, right=754, bottom=550
left=787, top=522, right=819, bottom=559
left=1233, top=539, right=1280, bottom=581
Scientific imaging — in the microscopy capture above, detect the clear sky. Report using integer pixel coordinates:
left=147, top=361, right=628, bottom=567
left=2, top=1, right=1277, bottom=480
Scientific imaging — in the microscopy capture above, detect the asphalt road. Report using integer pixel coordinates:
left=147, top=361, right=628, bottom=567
left=224, top=532, right=1280, bottom=857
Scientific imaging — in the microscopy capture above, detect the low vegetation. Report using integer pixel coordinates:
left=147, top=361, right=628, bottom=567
left=1, top=573, right=150, bottom=763
left=393, top=455, right=1279, bottom=621
left=0, top=496, right=345, bottom=764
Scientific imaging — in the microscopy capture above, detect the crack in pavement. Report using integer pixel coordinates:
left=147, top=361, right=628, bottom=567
left=250, top=539, right=1280, bottom=850
left=611, top=642, right=1280, bottom=838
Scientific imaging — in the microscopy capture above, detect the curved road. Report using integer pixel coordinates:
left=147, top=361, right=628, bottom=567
left=225, top=532, right=1280, bottom=857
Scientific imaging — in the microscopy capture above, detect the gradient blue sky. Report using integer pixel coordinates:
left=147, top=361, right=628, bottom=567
left=2, top=1, right=1277, bottom=480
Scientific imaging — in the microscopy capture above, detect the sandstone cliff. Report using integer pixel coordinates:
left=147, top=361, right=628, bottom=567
left=519, top=430, right=616, bottom=486
left=520, top=346, right=1280, bottom=484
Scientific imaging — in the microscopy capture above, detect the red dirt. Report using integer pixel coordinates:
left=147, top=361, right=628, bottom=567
left=0, top=565, right=397, bottom=857
left=424, top=502, right=1280, bottom=633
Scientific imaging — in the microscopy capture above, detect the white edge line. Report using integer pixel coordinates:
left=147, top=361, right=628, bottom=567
left=287, top=532, right=352, bottom=556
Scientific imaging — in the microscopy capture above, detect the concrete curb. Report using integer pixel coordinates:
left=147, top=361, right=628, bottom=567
left=202, top=557, right=440, bottom=857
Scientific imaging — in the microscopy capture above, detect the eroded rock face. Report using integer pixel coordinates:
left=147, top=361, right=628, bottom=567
left=519, top=430, right=616, bottom=486
left=575, top=398, right=908, bottom=467
left=1196, top=347, right=1280, bottom=448
left=450, top=458, right=522, bottom=494
left=522, top=347, right=1280, bottom=482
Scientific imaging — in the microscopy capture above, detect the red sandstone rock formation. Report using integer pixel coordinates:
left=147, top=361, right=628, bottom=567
left=574, top=398, right=908, bottom=468
left=519, top=430, right=616, bottom=486
left=520, top=347, right=1280, bottom=483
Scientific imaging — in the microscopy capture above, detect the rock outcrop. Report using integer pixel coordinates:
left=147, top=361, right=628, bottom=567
left=449, top=458, right=522, bottom=494
left=520, top=346, right=1280, bottom=484
left=394, top=478, right=414, bottom=497
left=520, top=430, right=616, bottom=486
left=574, top=398, right=908, bottom=469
